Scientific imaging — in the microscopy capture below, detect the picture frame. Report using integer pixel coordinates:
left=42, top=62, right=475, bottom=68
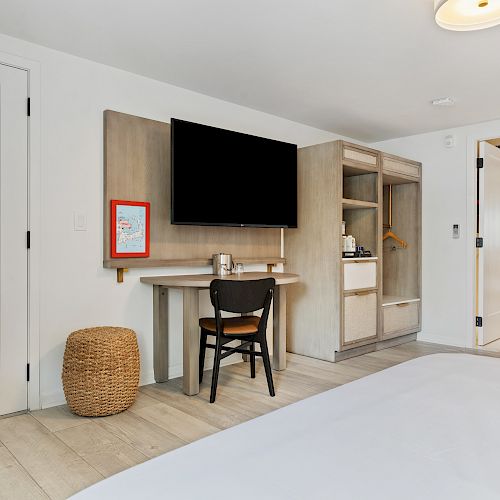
left=111, top=200, right=150, bottom=258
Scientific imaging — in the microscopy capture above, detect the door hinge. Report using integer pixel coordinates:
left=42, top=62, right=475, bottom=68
left=27, top=97, right=31, bottom=117
left=477, top=158, right=484, bottom=169
left=26, top=231, right=30, bottom=249
left=26, top=363, right=30, bottom=382
left=476, top=237, right=483, bottom=248
left=476, top=316, right=483, bottom=328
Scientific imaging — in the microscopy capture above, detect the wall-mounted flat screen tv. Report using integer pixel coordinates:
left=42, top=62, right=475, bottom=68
left=171, top=119, right=297, bottom=228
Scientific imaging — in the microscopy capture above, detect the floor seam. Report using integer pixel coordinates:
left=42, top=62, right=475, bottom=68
left=0, top=431, right=51, bottom=499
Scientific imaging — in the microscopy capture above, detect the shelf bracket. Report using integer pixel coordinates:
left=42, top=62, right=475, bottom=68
left=117, top=268, right=128, bottom=283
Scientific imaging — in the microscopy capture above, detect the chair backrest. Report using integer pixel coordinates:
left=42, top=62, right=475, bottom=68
left=209, top=278, right=275, bottom=314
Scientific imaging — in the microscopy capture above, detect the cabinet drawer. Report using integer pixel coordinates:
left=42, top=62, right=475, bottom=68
left=383, top=302, right=419, bottom=335
left=344, top=292, right=377, bottom=344
left=383, top=157, right=420, bottom=179
left=344, top=147, right=378, bottom=167
left=343, top=261, right=377, bottom=291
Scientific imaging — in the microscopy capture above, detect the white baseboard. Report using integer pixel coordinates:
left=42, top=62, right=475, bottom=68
left=40, top=356, right=243, bottom=409
left=166, top=355, right=242, bottom=380
left=39, top=391, right=67, bottom=410
left=417, top=332, right=466, bottom=348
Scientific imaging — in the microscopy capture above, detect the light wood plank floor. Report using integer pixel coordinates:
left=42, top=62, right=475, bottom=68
left=0, top=341, right=478, bottom=499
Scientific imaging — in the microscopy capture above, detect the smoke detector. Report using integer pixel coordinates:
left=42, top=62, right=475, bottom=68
left=431, top=97, right=456, bottom=106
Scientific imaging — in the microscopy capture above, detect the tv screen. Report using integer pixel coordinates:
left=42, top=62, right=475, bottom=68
left=171, top=119, right=297, bottom=228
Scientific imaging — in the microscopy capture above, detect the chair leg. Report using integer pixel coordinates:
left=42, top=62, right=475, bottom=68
left=199, top=330, right=208, bottom=384
left=260, top=337, right=275, bottom=397
left=210, top=336, right=222, bottom=403
left=250, top=341, right=256, bottom=379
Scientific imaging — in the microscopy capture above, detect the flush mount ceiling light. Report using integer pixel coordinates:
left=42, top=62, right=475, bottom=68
left=435, top=0, right=500, bottom=31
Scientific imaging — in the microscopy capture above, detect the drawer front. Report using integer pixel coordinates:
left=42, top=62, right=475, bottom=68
left=383, top=157, right=420, bottom=178
left=343, top=261, right=377, bottom=291
left=383, top=302, right=419, bottom=335
left=344, top=147, right=377, bottom=167
left=344, top=292, right=377, bottom=344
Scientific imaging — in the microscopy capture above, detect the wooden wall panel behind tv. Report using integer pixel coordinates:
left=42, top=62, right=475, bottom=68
left=103, top=110, right=282, bottom=268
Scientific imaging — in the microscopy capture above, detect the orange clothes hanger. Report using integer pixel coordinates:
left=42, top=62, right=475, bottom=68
left=383, top=185, right=408, bottom=248
left=383, top=230, right=408, bottom=248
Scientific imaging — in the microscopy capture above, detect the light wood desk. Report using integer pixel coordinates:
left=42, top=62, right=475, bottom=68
left=140, top=272, right=299, bottom=396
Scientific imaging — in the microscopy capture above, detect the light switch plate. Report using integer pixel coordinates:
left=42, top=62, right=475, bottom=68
left=452, top=224, right=460, bottom=239
left=74, top=212, right=87, bottom=231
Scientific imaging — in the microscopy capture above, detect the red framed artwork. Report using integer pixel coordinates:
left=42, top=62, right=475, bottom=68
left=111, top=200, right=150, bottom=258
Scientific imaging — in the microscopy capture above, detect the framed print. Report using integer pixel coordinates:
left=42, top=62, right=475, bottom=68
left=111, top=200, right=150, bottom=258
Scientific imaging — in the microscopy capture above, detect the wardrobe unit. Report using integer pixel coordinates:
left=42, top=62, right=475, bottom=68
left=286, top=141, right=421, bottom=362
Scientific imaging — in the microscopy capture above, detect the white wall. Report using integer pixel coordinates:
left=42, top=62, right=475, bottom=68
left=374, top=119, right=500, bottom=349
left=0, top=33, right=352, bottom=408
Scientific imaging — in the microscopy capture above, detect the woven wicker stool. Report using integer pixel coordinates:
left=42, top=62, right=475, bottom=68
left=62, top=327, right=140, bottom=417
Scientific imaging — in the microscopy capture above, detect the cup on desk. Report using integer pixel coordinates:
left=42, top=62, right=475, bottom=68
left=234, top=262, right=244, bottom=274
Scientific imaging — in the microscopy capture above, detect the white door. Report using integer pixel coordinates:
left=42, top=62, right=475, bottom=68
left=477, top=141, right=500, bottom=346
left=0, top=64, right=29, bottom=415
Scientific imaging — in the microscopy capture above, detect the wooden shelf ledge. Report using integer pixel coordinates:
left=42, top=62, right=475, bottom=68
left=104, top=256, right=286, bottom=269
left=382, top=296, right=421, bottom=307
left=342, top=160, right=379, bottom=177
left=342, top=199, right=378, bottom=210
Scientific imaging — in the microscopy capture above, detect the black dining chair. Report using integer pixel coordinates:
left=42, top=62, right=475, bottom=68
left=198, top=278, right=276, bottom=403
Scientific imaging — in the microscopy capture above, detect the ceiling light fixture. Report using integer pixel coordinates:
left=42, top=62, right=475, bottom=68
left=435, top=0, right=500, bottom=31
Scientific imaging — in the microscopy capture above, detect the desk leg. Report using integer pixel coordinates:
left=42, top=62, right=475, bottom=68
left=153, top=285, right=169, bottom=383
left=272, top=285, right=287, bottom=371
left=183, top=288, right=200, bottom=396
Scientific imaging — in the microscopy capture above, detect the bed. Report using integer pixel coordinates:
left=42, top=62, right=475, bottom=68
left=72, top=354, right=500, bottom=500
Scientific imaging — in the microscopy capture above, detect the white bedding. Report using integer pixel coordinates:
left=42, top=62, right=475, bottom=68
left=72, top=354, right=500, bottom=500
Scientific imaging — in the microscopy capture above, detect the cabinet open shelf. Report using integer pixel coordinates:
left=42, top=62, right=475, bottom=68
left=383, top=173, right=419, bottom=186
left=343, top=162, right=378, bottom=177
left=342, top=199, right=378, bottom=210
left=382, top=296, right=421, bottom=306
left=342, top=257, right=378, bottom=262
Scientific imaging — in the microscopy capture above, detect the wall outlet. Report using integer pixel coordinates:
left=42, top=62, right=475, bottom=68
left=452, top=224, right=460, bottom=239
left=73, top=212, right=87, bottom=231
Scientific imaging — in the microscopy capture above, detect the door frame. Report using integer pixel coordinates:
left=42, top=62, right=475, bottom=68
left=466, top=132, right=500, bottom=349
left=473, top=141, right=500, bottom=346
left=0, top=51, right=41, bottom=410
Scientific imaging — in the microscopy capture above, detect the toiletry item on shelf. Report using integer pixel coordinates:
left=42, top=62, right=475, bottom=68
left=345, top=235, right=356, bottom=252
left=342, top=221, right=346, bottom=236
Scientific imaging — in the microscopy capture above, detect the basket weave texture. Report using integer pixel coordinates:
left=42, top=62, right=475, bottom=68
left=62, top=327, right=140, bottom=417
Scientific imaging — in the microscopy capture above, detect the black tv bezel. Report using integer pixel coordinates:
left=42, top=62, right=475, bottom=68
left=170, top=118, right=297, bottom=228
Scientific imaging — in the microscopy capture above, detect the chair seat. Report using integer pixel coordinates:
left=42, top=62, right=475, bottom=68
left=199, top=316, right=260, bottom=335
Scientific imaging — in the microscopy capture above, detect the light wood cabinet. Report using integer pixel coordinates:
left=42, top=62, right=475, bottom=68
left=343, top=260, right=377, bottom=291
left=286, top=141, right=421, bottom=362
left=343, top=146, right=378, bottom=168
left=382, top=152, right=421, bottom=341
left=383, top=153, right=420, bottom=180
left=383, top=301, right=420, bottom=337
left=344, top=292, right=378, bottom=344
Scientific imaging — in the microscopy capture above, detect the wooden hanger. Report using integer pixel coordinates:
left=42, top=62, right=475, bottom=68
left=383, top=230, right=408, bottom=248
left=383, top=185, right=408, bottom=248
